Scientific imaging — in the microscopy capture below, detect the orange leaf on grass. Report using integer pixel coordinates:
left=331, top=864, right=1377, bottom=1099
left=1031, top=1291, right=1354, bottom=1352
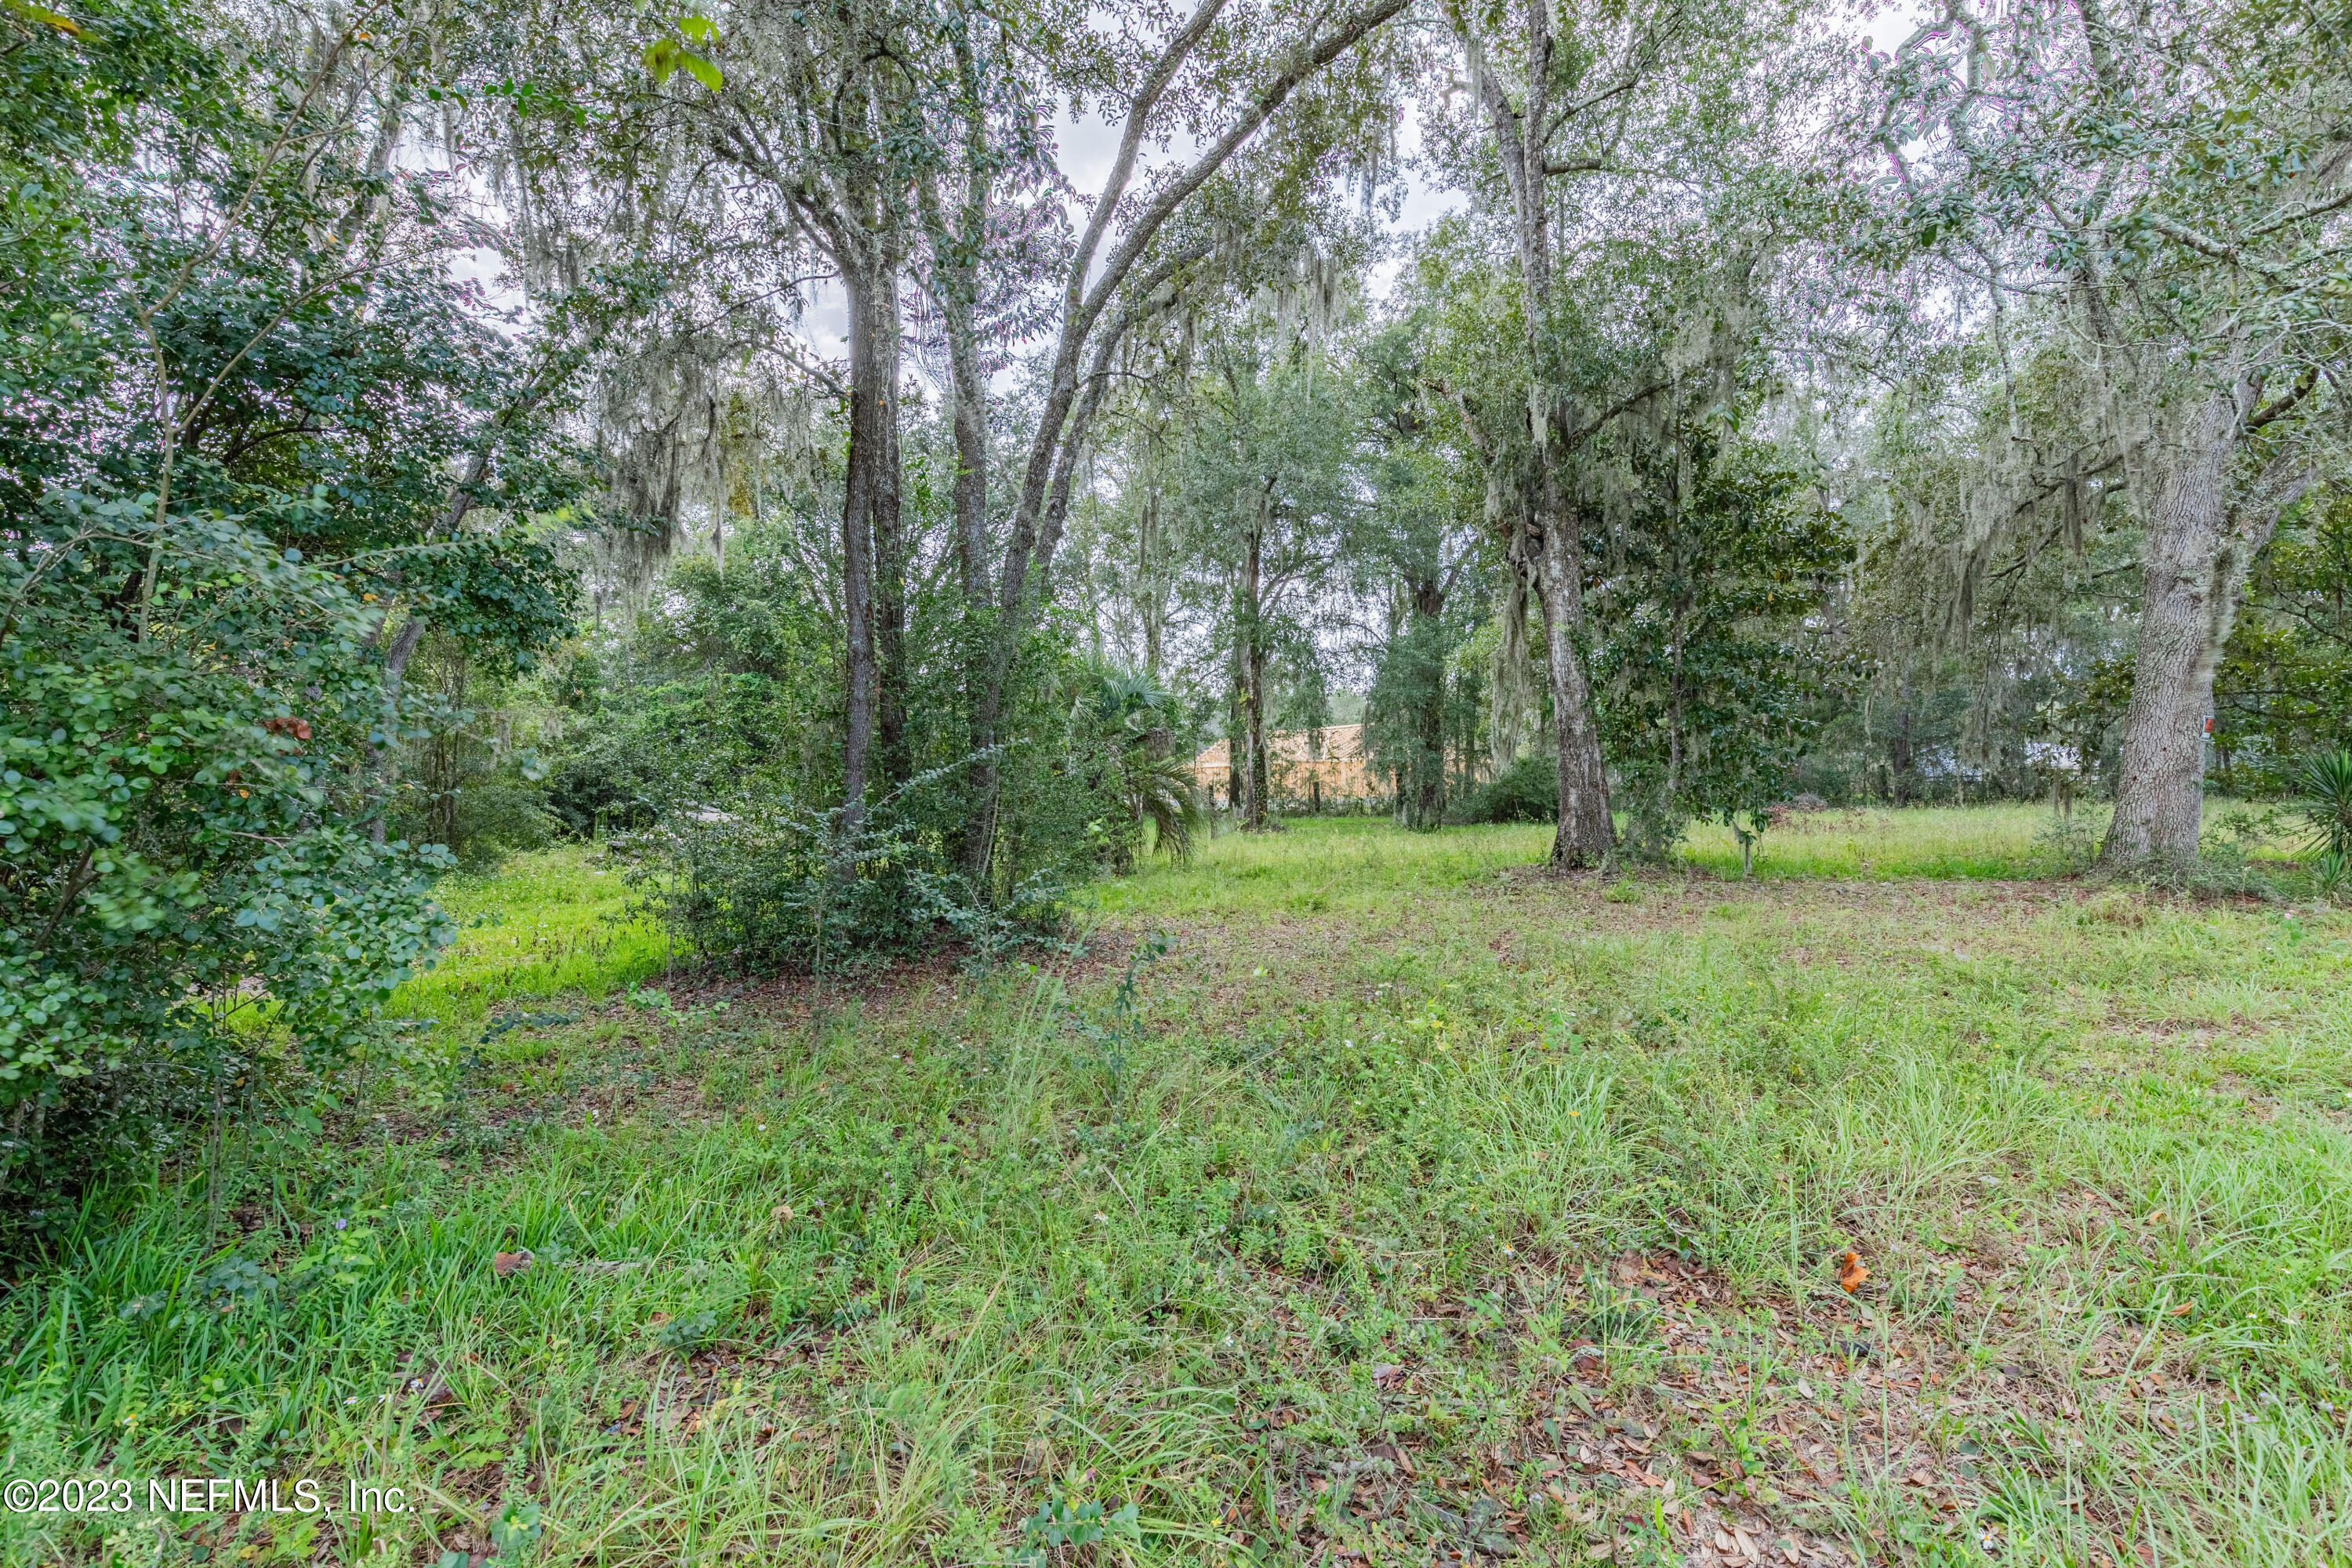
left=492, top=1250, right=533, bottom=1278
left=1837, top=1250, right=1869, bottom=1293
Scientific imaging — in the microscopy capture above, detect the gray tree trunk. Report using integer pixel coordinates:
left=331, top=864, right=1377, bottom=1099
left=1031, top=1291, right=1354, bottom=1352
left=960, top=0, right=1411, bottom=883
left=869, top=274, right=910, bottom=790
left=1241, top=511, right=1267, bottom=830
left=1462, top=0, right=1614, bottom=867
left=2102, top=390, right=2264, bottom=868
left=837, top=261, right=893, bottom=821
left=1537, top=489, right=1613, bottom=866
left=949, top=318, right=987, bottom=604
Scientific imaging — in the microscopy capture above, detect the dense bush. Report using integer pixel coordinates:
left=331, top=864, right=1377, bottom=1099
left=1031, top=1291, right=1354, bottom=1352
left=529, top=506, right=1178, bottom=971
left=543, top=673, right=804, bottom=839
left=1591, top=442, right=1843, bottom=863
left=619, top=780, right=1067, bottom=975
left=1461, top=753, right=1559, bottom=824
left=2216, top=500, right=2352, bottom=794
left=0, top=1, right=586, bottom=1221
left=0, top=503, right=458, bottom=1219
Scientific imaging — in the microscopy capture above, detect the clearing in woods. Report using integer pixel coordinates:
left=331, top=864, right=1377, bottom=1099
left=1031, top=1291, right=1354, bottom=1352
left=4, top=811, right=2347, bottom=1566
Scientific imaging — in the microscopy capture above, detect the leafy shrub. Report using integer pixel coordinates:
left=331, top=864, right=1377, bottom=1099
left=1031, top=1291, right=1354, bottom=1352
left=544, top=744, right=656, bottom=839
left=0, top=502, right=458, bottom=1225
left=1068, top=671, right=1204, bottom=867
left=2138, top=843, right=2275, bottom=902
left=617, top=761, right=1067, bottom=975
left=1461, top=752, right=1558, bottom=823
left=1590, top=439, right=1842, bottom=858
left=2033, top=811, right=2101, bottom=873
left=392, top=779, right=557, bottom=873
left=444, top=782, right=561, bottom=869
left=545, top=673, right=801, bottom=839
left=0, top=5, right=587, bottom=1225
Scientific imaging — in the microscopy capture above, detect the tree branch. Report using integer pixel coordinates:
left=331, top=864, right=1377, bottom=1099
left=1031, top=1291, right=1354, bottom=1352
left=2246, top=366, right=2319, bottom=430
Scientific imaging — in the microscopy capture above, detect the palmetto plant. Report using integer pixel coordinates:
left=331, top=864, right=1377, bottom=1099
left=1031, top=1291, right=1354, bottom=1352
left=1073, top=672, right=1205, bottom=866
left=1122, top=746, right=1207, bottom=866
left=2299, top=750, right=2352, bottom=858
left=2299, top=750, right=2352, bottom=902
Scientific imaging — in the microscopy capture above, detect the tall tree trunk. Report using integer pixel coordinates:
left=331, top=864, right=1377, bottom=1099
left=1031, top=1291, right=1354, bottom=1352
left=1225, top=724, right=1242, bottom=811
left=917, top=24, right=995, bottom=878
left=1141, top=477, right=1165, bottom=678
left=1457, top=0, right=1613, bottom=866
left=2102, top=390, right=2265, bottom=868
left=1247, top=639, right=1269, bottom=830
left=1408, top=576, right=1446, bottom=829
left=1537, top=490, right=1613, bottom=866
left=838, top=260, right=892, bottom=821
left=944, top=297, right=991, bottom=872
left=948, top=307, right=988, bottom=606
left=960, top=0, right=1410, bottom=881
left=1241, top=516, right=1266, bottom=830
left=872, top=274, right=911, bottom=789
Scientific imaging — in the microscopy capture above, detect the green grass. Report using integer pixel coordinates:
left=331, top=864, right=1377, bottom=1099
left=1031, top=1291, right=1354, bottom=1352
left=388, top=844, right=670, bottom=1040
left=1097, top=800, right=2303, bottom=909
left=6, top=812, right=2351, bottom=1567
left=1676, top=803, right=2068, bottom=880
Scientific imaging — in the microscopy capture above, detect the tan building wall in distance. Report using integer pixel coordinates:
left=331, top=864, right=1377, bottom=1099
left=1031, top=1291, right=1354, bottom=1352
left=1189, top=724, right=1377, bottom=808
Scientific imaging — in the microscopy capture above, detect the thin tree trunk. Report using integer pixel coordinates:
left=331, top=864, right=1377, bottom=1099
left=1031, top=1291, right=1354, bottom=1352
left=1225, top=630, right=1244, bottom=813
left=1141, top=478, right=1164, bottom=678
left=2102, top=390, right=2263, bottom=868
left=1537, top=490, right=1613, bottom=866
left=949, top=307, right=988, bottom=605
left=1247, top=641, right=1269, bottom=830
left=1410, top=576, right=1446, bottom=829
left=1242, top=517, right=1265, bottom=830
left=961, top=0, right=1410, bottom=875
left=942, top=27, right=991, bottom=617
left=873, top=269, right=910, bottom=790
left=944, top=296, right=991, bottom=872
left=837, top=261, right=889, bottom=821
left=937, top=176, right=989, bottom=856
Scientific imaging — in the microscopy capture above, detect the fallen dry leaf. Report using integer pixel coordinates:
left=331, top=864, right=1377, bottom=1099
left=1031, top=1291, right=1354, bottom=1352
left=2169, top=1301, right=2194, bottom=1316
left=492, top=1250, right=532, bottom=1278
left=1837, top=1250, right=1869, bottom=1293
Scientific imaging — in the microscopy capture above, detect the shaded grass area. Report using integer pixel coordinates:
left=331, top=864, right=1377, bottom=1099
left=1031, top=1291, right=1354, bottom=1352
left=5, top=818, right=2350, bottom=1567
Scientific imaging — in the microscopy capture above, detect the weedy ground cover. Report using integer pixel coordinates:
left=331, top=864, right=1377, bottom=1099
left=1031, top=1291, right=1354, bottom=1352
left=3, top=811, right=2347, bottom=1567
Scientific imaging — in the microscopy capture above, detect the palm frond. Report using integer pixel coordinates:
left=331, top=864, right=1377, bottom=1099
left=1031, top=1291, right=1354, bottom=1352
left=1123, top=746, right=1205, bottom=866
left=2299, top=749, right=2352, bottom=859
